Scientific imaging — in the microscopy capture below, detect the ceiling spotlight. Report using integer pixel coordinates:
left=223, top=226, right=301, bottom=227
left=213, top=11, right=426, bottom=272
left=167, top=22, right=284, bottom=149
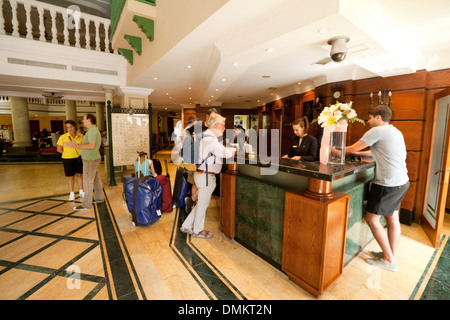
left=318, top=28, right=328, bottom=34
left=265, top=48, right=273, bottom=53
left=327, top=36, right=350, bottom=62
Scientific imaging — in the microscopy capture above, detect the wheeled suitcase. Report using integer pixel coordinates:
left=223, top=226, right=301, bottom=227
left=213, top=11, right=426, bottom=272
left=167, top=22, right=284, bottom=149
left=156, top=160, right=173, bottom=213
left=172, top=166, right=192, bottom=208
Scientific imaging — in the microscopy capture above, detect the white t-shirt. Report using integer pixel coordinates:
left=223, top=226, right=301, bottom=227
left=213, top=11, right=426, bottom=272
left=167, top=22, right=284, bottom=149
left=198, top=129, right=235, bottom=174
left=360, top=124, right=409, bottom=187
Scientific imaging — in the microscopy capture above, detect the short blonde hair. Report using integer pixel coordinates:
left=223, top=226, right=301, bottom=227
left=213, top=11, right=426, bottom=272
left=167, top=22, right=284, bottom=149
left=207, top=114, right=226, bottom=128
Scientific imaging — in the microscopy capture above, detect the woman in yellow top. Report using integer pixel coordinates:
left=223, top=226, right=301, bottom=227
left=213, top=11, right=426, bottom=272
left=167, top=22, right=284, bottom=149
left=57, top=120, right=84, bottom=201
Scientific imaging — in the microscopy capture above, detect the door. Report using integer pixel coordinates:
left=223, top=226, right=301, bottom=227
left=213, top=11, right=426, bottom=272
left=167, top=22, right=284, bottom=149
left=50, top=120, right=64, bottom=134
left=422, top=89, right=450, bottom=248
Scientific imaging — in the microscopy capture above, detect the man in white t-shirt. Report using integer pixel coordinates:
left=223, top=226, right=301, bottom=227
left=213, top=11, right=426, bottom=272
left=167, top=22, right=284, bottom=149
left=346, top=104, right=409, bottom=272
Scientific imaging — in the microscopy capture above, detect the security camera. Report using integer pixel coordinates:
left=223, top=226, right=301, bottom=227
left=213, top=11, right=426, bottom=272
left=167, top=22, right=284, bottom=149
left=327, top=36, right=350, bottom=62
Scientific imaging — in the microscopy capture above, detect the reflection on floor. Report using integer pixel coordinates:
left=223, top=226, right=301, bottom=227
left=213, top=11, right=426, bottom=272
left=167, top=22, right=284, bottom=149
left=0, top=150, right=449, bottom=300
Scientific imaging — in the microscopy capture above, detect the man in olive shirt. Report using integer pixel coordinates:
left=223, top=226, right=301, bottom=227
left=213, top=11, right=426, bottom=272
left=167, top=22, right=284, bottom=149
left=65, top=113, right=104, bottom=210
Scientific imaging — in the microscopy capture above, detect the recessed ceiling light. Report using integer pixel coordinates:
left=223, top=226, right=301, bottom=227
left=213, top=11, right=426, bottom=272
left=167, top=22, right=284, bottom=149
left=166, top=93, right=169, bottom=95
left=318, top=28, right=328, bottom=34
left=297, top=82, right=302, bottom=85
left=265, top=48, right=273, bottom=53
left=153, top=77, right=158, bottom=80
left=215, top=88, right=219, bottom=91
left=232, top=62, right=238, bottom=66
left=222, top=78, right=227, bottom=82
left=188, top=87, right=192, bottom=90
left=187, top=65, right=192, bottom=68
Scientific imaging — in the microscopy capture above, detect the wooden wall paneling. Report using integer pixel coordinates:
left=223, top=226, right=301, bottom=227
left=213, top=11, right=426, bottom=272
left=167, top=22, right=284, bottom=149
left=400, top=181, right=416, bottom=212
left=313, top=69, right=450, bottom=223
left=406, top=151, right=421, bottom=182
left=355, top=71, right=427, bottom=93
left=390, top=120, right=424, bottom=151
left=389, top=89, right=426, bottom=120
left=348, top=121, right=369, bottom=145
left=426, top=69, right=450, bottom=88
left=183, top=109, right=197, bottom=127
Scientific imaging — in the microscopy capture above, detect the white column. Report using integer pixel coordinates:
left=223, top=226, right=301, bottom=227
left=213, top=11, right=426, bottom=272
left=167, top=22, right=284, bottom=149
left=65, top=100, right=77, bottom=123
left=10, top=97, right=32, bottom=148
left=95, top=102, right=105, bottom=131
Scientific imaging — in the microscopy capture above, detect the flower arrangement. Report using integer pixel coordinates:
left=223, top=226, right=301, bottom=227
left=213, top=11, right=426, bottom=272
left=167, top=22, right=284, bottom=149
left=312, top=101, right=364, bottom=130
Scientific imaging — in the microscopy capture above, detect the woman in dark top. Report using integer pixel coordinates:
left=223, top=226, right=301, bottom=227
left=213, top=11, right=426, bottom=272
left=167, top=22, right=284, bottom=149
left=282, top=116, right=318, bottom=161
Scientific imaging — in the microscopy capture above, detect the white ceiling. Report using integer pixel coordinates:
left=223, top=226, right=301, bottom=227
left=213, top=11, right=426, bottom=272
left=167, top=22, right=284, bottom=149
left=2, top=0, right=450, bottom=114
left=127, top=0, right=450, bottom=111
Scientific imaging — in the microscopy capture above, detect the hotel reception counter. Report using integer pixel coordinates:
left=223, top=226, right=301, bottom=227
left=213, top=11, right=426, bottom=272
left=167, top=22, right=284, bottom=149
left=220, top=157, right=375, bottom=297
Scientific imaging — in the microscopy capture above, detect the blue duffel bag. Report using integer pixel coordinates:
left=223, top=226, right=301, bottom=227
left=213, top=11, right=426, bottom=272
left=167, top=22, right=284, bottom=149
left=123, top=174, right=162, bottom=226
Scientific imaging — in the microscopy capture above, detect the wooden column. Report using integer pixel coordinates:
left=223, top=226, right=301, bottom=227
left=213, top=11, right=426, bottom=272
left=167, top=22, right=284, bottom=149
left=220, top=163, right=238, bottom=239
left=282, top=179, right=349, bottom=297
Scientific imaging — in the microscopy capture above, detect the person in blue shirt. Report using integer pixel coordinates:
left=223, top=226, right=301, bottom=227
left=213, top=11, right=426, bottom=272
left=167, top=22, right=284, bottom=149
left=135, top=151, right=156, bottom=176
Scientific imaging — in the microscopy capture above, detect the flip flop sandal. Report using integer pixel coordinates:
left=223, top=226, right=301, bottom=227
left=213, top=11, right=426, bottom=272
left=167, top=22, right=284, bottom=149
left=193, top=230, right=214, bottom=239
left=180, top=226, right=193, bottom=235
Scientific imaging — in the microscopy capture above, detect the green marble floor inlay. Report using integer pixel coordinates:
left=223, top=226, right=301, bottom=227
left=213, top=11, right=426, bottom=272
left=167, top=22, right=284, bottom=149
left=410, top=234, right=450, bottom=300
left=0, top=191, right=145, bottom=300
left=170, top=206, right=246, bottom=300
left=0, top=195, right=105, bottom=299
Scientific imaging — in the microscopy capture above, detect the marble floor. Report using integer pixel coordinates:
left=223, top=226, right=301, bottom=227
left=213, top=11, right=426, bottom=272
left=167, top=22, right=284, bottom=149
left=0, top=151, right=449, bottom=300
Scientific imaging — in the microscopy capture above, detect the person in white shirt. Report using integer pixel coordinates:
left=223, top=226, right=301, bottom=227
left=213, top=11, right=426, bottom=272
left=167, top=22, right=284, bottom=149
left=180, top=114, right=236, bottom=239
left=345, top=104, right=409, bottom=272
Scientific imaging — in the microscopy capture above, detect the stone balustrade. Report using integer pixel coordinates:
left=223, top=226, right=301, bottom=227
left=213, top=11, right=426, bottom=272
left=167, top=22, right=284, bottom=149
left=0, top=0, right=117, bottom=54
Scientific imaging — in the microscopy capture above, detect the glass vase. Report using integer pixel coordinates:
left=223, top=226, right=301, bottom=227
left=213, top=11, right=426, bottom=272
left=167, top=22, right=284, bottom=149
left=327, top=130, right=347, bottom=165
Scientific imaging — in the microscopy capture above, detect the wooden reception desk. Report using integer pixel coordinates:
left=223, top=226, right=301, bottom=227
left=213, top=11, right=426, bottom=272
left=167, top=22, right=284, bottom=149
left=220, top=157, right=375, bottom=297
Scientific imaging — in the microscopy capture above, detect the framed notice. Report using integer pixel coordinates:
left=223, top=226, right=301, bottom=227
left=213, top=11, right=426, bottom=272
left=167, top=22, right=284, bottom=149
left=111, top=113, right=150, bottom=166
